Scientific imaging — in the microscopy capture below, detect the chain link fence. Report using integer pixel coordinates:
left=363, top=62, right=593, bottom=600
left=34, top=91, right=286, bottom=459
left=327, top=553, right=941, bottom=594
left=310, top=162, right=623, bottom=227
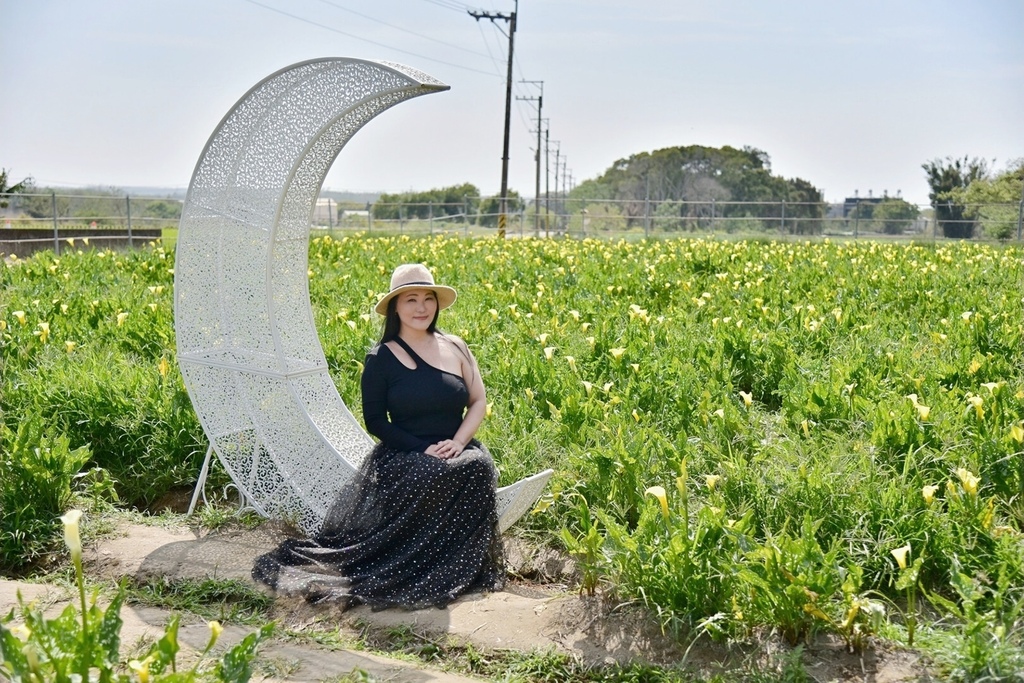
left=341, top=197, right=1024, bottom=243
left=3, top=191, right=1022, bottom=256
left=0, top=191, right=176, bottom=256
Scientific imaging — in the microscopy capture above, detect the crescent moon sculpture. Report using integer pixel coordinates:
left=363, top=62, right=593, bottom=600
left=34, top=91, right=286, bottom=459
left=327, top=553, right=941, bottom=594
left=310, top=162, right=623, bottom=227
left=175, top=58, right=551, bottom=537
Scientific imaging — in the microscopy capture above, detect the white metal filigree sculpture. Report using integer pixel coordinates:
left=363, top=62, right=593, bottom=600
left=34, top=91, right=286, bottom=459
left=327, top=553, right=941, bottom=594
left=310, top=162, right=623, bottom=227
left=175, top=58, right=552, bottom=537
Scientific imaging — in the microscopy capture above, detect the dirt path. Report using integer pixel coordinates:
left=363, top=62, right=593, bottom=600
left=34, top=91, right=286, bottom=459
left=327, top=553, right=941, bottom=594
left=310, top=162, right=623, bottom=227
left=1, top=520, right=928, bottom=681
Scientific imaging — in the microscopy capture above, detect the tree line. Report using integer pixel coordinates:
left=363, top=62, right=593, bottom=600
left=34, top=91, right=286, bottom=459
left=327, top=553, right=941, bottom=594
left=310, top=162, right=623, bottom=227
left=371, top=183, right=525, bottom=228
left=569, top=145, right=828, bottom=234
left=923, top=156, right=1024, bottom=239
left=4, top=149, right=1021, bottom=238
left=0, top=177, right=182, bottom=225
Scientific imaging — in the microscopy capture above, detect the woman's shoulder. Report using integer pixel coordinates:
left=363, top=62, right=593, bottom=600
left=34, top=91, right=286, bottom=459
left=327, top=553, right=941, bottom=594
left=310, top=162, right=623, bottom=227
left=439, top=332, right=475, bottom=363
left=365, top=342, right=397, bottom=362
left=439, top=332, right=469, bottom=349
left=438, top=331, right=469, bottom=345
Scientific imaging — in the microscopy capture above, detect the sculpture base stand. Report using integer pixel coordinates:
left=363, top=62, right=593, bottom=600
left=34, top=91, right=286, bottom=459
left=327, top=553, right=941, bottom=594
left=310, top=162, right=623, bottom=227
left=187, top=444, right=257, bottom=517
left=187, top=445, right=214, bottom=515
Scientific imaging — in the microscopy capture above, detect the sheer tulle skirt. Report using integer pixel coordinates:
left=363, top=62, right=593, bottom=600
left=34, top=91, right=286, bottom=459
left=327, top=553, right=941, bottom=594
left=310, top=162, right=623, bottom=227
left=252, top=441, right=505, bottom=609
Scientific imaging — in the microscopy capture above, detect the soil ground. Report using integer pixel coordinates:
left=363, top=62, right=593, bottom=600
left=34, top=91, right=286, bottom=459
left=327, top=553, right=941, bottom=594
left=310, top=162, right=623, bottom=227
left=1, top=518, right=933, bottom=682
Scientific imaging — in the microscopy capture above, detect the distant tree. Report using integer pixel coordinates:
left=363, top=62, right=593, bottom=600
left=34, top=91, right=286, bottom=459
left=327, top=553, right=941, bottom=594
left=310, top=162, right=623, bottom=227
left=141, top=199, right=183, bottom=221
left=373, top=183, right=481, bottom=221
left=568, top=178, right=610, bottom=202
left=783, top=177, right=825, bottom=234
left=922, top=156, right=989, bottom=238
left=20, top=185, right=126, bottom=222
left=0, top=168, right=32, bottom=208
left=872, top=198, right=920, bottom=235
left=580, top=145, right=818, bottom=232
left=478, top=190, right=525, bottom=228
left=943, top=159, right=1024, bottom=239
left=20, top=186, right=69, bottom=219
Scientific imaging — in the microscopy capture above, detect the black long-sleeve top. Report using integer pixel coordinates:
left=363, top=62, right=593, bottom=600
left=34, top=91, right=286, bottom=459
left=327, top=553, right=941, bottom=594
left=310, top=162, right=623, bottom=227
left=361, top=342, right=469, bottom=452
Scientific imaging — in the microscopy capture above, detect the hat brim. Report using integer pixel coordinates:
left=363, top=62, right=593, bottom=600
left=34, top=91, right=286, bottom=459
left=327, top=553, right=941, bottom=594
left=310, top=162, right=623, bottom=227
left=374, top=284, right=457, bottom=315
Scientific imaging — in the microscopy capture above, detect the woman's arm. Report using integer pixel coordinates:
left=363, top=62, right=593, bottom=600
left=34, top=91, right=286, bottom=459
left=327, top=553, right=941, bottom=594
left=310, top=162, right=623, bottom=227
left=361, top=347, right=432, bottom=452
left=453, top=345, right=486, bottom=447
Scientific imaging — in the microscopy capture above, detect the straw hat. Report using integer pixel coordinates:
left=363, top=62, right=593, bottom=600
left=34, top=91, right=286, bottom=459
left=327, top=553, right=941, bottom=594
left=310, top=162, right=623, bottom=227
left=374, top=263, right=457, bottom=315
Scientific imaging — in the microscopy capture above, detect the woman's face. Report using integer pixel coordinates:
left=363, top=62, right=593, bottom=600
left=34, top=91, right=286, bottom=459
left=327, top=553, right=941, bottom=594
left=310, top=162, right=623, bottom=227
left=395, top=288, right=438, bottom=332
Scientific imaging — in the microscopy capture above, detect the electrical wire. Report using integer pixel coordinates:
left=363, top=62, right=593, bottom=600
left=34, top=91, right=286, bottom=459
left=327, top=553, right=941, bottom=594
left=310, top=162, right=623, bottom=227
left=312, top=0, right=491, bottom=59
left=240, top=0, right=500, bottom=77
left=430, top=0, right=557, bottom=186
left=422, top=0, right=471, bottom=12
left=469, top=8, right=555, bottom=167
left=474, top=15, right=532, bottom=136
left=475, top=20, right=505, bottom=75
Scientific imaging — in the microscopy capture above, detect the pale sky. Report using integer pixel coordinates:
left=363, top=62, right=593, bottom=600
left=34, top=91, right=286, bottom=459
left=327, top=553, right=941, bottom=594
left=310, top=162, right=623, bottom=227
left=2, top=1, right=1022, bottom=206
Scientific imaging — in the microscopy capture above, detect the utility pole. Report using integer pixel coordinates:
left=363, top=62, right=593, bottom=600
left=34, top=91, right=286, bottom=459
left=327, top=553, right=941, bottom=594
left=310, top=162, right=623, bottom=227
left=561, top=158, right=568, bottom=197
left=517, top=80, right=543, bottom=238
left=469, top=1, right=517, bottom=239
left=553, top=143, right=560, bottom=199
left=544, top=129, right=551, bottom=237
left=552, top=143, right=561, bottom=233
left=1017, top=170, right=1024, bottom=240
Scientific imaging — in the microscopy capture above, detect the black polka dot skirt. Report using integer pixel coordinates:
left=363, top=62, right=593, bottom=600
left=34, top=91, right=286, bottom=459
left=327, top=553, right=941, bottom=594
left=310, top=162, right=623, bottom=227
left=252, top=440, right=505, bottom=609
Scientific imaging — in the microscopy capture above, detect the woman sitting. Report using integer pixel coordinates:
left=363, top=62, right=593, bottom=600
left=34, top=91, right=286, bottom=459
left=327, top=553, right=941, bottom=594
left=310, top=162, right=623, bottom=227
left=253, top=263, right=504, bottom=608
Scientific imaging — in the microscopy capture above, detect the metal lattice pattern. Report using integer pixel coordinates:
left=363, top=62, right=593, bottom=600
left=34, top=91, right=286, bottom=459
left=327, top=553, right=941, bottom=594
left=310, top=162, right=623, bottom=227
left=175, top=58, right=552, bottom=537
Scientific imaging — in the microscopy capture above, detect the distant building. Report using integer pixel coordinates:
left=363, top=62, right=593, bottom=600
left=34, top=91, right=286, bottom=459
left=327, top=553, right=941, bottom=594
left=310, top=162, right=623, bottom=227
left=312, top=198, right=336, bottom=226
left=842, top=196, right=885, bottom=218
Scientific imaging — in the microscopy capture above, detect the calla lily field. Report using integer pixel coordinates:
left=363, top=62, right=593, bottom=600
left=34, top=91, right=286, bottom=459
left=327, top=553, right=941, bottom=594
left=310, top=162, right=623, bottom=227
left=2, top=233, right=1023, bottom=678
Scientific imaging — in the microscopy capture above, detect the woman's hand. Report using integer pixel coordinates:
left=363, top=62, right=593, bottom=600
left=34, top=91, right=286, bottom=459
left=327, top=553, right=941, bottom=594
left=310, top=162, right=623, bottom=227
left=425, top=438, right=465, bottom=460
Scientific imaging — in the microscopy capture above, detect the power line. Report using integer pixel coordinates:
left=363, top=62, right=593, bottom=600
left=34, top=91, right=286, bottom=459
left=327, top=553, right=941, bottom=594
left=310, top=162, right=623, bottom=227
left=475, top=20, right=505, bottom=75
left=239, top=0, right=500, bottom=77
left=312, top=0, right=491, bottom=59
left=422, top=0, right=471, bottom=12
left=513, top=98, right=533, bottom=134
left=477, top=15, right=535, bottom=147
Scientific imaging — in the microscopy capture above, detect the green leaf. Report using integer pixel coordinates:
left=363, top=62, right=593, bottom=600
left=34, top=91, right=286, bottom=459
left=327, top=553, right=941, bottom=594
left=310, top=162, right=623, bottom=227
left=0, top=621, right=30, bottom=676
left=95, top=587, right=126, bottom=675
left=216, top=623, right=274, bottom=683
left=148, top=615, right=181, bottom=675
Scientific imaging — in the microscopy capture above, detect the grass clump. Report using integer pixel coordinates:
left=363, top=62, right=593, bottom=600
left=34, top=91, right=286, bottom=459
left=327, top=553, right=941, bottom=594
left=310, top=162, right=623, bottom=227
left=123, top=576, right=274, bottom=626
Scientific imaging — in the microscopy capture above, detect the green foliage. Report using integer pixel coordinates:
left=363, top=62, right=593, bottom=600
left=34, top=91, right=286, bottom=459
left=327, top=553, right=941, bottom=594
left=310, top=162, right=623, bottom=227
left=599, top=471, right=751, bottom=634
left=0, top=527, right=274, bottom=682
left=782, top=177, right=825, bottom=235
left=558, top=494, right=603, bottom=596
left=374, top=183, right=481, bottom=220
left=736, top=515, right=844, bottom=644
left=11, top=186, right=181, bottom=228
left=477, top=189, right=526, bottom=227
left=125, top=577, right=274, bottom=624
left=574, top=144, right=824, bottom=233
left=0, top=244, right=206, bottom=514
left=352, top=620, right=695, bottom=681
left=0, top=167, right=32, bottom=208
left=922, top=156, right=990, bottom=238
left=870, top=198, right=921, bottom=234
left=140, top=198, right=184, bottom=221
left=4, top=234, right=1024, bottom=670
left=19, top=185, right=126, bottom=222
left=944, top=159, right=1024, bottom=240
left=0, top=416, right=90, bottom=572
left=4, top=344, right=205, bottom=504
left=924, top=558, right=1024, bottom=681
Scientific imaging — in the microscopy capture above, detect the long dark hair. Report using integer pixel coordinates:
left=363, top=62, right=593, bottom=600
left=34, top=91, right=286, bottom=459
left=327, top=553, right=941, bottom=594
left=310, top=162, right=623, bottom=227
left=378, top=295, right=440, bottom=344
